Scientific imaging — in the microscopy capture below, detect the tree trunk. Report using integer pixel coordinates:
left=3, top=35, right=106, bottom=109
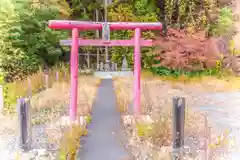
left=157, top=0, right=167, bottom=36
left=172, top=0, right=180, bottom=27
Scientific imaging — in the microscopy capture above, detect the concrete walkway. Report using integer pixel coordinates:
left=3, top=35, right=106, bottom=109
left=78, top=79, right=130, bottom=160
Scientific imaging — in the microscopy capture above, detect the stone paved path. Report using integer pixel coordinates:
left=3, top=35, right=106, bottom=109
left=78, top=79, right=130, bottom=160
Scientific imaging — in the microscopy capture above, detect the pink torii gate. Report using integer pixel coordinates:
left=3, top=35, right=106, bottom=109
left=48, top=20, right=162, bottom=121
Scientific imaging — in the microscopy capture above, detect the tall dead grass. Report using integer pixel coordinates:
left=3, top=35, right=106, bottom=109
left=29, top=76, right=100, bottom=159
left=30, top=76, right=99, bottom=121
left=3, top=67, right=70, bottom=114
left=113, top=77, right=223, bottom=159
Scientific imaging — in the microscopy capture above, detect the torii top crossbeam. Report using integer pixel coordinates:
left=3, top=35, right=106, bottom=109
left=48, top=20, right=162, bottom=30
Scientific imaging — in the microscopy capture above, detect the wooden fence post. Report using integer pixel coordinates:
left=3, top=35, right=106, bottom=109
left=27, top=78, right=32, bottom=97
left=0, top=85, right=4, bottom=115
left=45, top=74, right=49, bottom=89
left=56, top=71, right=59, bottom=83
left=64, top=71, right=67, bottom=82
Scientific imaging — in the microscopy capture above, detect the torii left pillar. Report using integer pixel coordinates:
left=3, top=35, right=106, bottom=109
left=70, top=28, right=79, bottom=121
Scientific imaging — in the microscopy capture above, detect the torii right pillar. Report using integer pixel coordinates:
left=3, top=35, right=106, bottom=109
left=134, top=28, right=141, bottom=115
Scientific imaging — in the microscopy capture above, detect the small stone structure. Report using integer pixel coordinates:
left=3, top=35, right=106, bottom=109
left=121, top=56, right=129, bottom=71
left=94, top=57, right=133, bottom=78
left=111, top=62, right=117, bottom=71
left=100, top=62, right=104, bottom=71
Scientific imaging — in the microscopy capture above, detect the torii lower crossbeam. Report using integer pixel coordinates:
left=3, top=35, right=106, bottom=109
left=60, top=39, right=153, bottom=47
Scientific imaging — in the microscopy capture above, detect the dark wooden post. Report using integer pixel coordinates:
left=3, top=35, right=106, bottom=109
left=172, top=97, right=185, bottom=159
left=17, top=98, right=31, bottom=151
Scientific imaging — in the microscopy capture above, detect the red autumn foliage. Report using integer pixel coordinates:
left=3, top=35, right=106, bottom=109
left=153, top=28, right=223, bottom=71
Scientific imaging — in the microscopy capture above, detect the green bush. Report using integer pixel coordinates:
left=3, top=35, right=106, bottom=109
left=151, top=66, right=222, bottom=78
left=150, top=59, right=223, bottom=78
left=0, top=0, right=69, bottom=82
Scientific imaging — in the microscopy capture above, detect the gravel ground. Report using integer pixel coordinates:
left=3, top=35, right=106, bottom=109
left=0, top=115, right=63, bottom=160
left=0, top=115, right=20, bottom=160
left=197, top=92, right=240, bottom=160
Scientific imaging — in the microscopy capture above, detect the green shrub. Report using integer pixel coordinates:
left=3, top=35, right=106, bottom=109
left=150, top=66, right=222, bottom=78
left=0, top=0, right=69, bottom=81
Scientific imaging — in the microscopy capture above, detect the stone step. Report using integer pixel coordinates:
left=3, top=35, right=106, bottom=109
left=94, top=71, right=133, bottom=79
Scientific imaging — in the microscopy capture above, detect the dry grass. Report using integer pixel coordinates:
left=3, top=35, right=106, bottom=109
left=29, top=75, right=100, bottom=159
left=30, top=76, right=99, bottom=124
left=3, top=68, right=70, bottom=114
left=0, top=74, right=100, bottom=160
left=113, top=77, right=227, bottom=160
left=58, top=124, right=88, bottom=160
